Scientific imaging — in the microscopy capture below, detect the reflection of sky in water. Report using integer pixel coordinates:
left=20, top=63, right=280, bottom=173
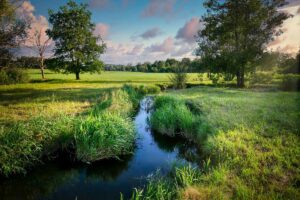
left=0, top=97, right=199, bottom=200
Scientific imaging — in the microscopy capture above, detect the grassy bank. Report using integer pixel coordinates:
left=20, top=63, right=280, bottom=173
left=0, top=84, right=160, bottom=176
left=136, top=87, right=300, bottom=199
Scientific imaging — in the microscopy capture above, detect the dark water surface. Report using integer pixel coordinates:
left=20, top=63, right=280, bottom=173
left=0, top=97, right=198, bottom=200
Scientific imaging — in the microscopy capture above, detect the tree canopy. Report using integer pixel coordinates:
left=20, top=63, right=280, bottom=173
left=196, top=0, right=290, bottom=87
left=47, top=0, right=106, bottom=80
left=0, top=0, right=29, bottom=68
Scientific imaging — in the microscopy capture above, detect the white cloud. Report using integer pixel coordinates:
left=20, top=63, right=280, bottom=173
left=268, top=5, right=300, bottom=55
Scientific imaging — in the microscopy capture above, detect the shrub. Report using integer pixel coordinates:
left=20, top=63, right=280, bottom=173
left=280, top=74, right=300, bottom=91
left=249, top=72, right=273, bottom=86
left=169, top=65, right=188, bottom=89
left=0, top=67, right=29, bottom=85
left=75, top=113, right=135, bottom=162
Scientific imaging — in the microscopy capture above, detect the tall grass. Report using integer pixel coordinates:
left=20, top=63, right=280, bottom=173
left=150, top=96, right=196, bottom=138
left=75, top=113, right=135, bottom=162
left=127, top=165, right=201, bottom=200
left=0, top=114, right=75, bottom=176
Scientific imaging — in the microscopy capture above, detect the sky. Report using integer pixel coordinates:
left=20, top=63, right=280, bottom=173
left=18, top=0, right=300, bottom=64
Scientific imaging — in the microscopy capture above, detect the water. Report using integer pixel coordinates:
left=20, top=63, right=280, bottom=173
left=0, top=97, right=198, bottom=200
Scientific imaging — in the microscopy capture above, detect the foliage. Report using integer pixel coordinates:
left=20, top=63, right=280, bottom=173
left=0, top=0, right=29, bottom=67
left=47, top=0, right=106, bottom=80
left=169, top=65, right=189, bottom=89
left=196, top=0, right=290, bottom=87
left=278, top=53, right=299, bottom=74
left=249, top=72, right=274, bottom=86
left=280, top=74, right=300, bottom=91
left=0, top=67, right=29, bottom=84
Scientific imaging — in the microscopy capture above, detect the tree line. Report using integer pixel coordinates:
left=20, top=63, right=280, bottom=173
left=1, top=0, right=299, bottom=87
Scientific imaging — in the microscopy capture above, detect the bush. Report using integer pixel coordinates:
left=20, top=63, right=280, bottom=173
left=280, top=74, right=300, bottom=91
left=0, top=67, right=29, bottom=85
left=75, top=113, right=135, bottom=162
left=169, top=65, right=188, bottom=89
left=249, top=72, right=273, bottom=86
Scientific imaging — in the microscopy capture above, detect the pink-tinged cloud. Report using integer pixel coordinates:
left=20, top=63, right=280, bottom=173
left=94, top=23, right=110, bottom=39
left=17, top=1, right=51, bottom=48
left=268, top=5, right=300, bottom=55
left=176, top=17, right=200, bottom=44
left=89, top=0, right=109, bottom=8
left=139, top=27, right=162, bottom=39
left=147, top=37, right=174, bottom=53
left=141, top=0, right=176, bottom=18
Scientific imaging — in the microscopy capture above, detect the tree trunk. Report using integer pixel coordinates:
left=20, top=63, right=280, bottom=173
left=41, top=68, right=45, bottom=79
left=236, top=67, right=245, bottom=88
left=40, top=57, right=45, bottom=79
left=76, top=71, right=80, bottom=80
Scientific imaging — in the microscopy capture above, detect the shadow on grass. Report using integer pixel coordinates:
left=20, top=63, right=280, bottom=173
left=30, top=79, right=168, bottom=84
left=0, top=87, right=118, bottom=105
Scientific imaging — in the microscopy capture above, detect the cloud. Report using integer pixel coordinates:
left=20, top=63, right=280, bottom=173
left=176, top=17, right=200, bottom=44
left=147, top=37, right=174, bottom=53
left=94, top=23, right=110, bottom=39
left=17, top=1, right=51, bottom=49
left=139, top=27, right=162, bottom=39
left=268, top=5, right=300, bottom=55
left=141, top=0, right=176, bottom=18
left=88, top=0, right=109, bottom=9
left=286, top=0, right=300, bottom=7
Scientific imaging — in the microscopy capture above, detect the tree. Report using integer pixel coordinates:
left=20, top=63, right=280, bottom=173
left=46, top=0, right=106, bottom=80
left=28, top=29, right=51, bottom=79
left=196, top=0, right=290, bottom=87
left=0, top=0, right=29, bottom=68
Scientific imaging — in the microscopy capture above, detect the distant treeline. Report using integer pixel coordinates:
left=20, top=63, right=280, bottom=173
left=11, top=51, right=300, bottom=75
left=104, top=58, right=200, bottom=73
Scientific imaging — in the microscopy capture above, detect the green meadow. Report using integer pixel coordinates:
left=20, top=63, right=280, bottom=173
left=0, top=70, right=299, bottom=199
left=141, top=86, right=300, bottom=199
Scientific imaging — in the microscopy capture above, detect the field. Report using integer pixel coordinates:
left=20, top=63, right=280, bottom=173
left=0, top=70, right=299, bottom=199
left=0, top=70, right=201, bottom=124
left=138, top=87, right=300, bottom=199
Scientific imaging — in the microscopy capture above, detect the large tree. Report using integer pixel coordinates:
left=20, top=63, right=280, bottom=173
left=0, top=0, right=29, bottom=68
left=47, top=0, right=106, bottom=80
left=196, top=0, right=290, bottom=87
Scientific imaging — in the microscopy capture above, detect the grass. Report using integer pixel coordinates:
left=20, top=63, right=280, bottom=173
left=75, top=113, right=135, bottom=162
left=1, top=69, right=299, bottom=199
left=0, top=74, right=160, bottom=176
left=138, top=86, right=300, bottom=199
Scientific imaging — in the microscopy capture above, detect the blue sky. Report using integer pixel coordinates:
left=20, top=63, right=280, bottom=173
left=22, top=0, right=300, bottom=64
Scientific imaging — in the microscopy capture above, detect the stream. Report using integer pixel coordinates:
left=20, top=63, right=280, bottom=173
left=0, top=97, right=198, bottom=200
